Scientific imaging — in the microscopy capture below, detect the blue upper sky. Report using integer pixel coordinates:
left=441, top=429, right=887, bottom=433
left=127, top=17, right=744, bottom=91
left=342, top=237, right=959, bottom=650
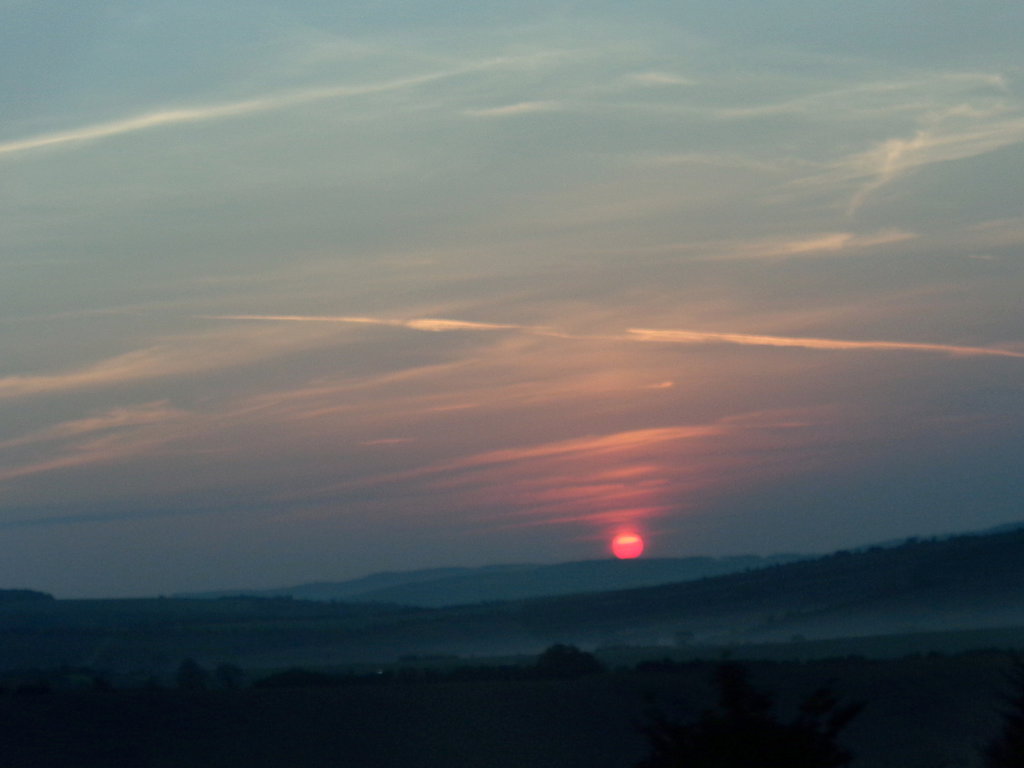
left=2, top=1, right=1023, bottom=596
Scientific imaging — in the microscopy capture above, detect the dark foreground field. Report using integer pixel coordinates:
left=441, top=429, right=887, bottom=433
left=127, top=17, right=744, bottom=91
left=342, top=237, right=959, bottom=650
left=0, top=653, right=1013, bottom=768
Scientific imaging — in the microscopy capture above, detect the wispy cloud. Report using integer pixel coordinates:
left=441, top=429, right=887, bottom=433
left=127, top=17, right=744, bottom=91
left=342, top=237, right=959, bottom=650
left=626, top=71, right=696, bottom=87
left=843, top=117, right=1024, bottom=213
left=335, top=424, right=729, bottom=530
left=0, top=324, right=342, bottom=399
left=965, top=216, right=1024, bottom=248
left=575, top=228, right=918, bottom=261
left=628, top=328, right=1024, bottom=358
left=0, top=402, right=182, bottom=451
left=210, top=314, right=530, bottom=333
left=213, top=313, right=1024, bottom=359
left=360, top=437, right=416, bottom=446
left=634, top=151, right=801, bottom=173
left=699, top=230, right=918, bottom=261
left=0, top=347, right=197, bottom=399
left=464, top=101, right=559, bottom=117
left=714, top=71, right=1010, bottom=121
left=0, top=402, right=187, bottom=483
left=352, top=410, right=833, bottom=532
left=0, top=57, right=537, bottom=158
left=425, top=425, right=723, bottom=474
left=701, top=68, right=1023, bottom=213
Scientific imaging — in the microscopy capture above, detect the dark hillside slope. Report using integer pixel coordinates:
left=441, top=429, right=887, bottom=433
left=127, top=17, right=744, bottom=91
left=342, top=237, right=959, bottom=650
left=5, top=526, right=1024, bottom=670
left=0, top=597, right=417, bottom=673
left=515, top=528, right=1024, bottom=644
left=184, top=555, right=806, bottom=607
left=322, top=556, right=806, bottom=606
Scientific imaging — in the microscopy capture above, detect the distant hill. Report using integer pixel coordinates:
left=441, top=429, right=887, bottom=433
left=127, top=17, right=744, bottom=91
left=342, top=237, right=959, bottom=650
left=513, top=526, right=1024, bottom=647
left=0, top=589, right=53, bottom=604
left=7, top=523, right=1024, bottom=673
left=179, top=555, right=809, bottom=607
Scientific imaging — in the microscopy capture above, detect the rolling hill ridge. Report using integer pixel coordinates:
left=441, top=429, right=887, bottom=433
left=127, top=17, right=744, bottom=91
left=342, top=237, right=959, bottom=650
left=4, top=524, right=1024, bottom=672
left=179, top=554, right=808, bottom=607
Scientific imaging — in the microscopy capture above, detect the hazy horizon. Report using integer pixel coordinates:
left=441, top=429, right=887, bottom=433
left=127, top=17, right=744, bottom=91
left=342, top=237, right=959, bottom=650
left=3, top=1, right=1023, bottom=598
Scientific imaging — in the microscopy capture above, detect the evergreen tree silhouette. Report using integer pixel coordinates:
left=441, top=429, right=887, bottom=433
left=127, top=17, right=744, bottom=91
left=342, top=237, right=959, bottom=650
left=985, top=662, right=1024, bottom=767
left=637, top=663, right=861, bottom=768
left=175, top=658, right=211, bottom=690
left=535, top=643, right=605, bottom=678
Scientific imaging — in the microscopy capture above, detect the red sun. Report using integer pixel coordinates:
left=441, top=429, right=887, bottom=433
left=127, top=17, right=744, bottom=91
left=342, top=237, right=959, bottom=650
left=611, top=533, right=645, bottom=560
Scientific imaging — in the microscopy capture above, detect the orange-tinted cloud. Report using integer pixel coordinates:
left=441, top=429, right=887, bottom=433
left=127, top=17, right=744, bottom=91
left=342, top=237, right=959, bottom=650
left=628, top=328, right=1024, bottom=358
left=0, top=402, right=188, bottom=483
left=0, top=323, right=344, bottom=399
left=321, top=416, right=822, bottom=535
left=211, top=312, right=1024, bottom=359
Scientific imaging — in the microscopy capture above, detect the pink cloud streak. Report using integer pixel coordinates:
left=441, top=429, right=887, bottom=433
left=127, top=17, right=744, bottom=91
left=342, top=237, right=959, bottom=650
left=213, top=313, right=1024, bottom=359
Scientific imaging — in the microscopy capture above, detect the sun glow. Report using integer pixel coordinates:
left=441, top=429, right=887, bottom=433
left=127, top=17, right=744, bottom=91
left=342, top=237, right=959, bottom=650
left=611, top=532, right=645, bottom=559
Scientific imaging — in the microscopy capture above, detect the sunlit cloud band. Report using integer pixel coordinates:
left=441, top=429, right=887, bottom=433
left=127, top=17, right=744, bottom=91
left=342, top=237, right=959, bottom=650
left=628, top=328, right=1024, bottom=358
left=213, top=314, right=1024, bottom=359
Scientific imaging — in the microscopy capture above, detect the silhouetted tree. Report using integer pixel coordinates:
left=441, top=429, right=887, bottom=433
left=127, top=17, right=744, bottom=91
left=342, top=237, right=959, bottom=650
left=175, top=658, right=210, bottom=690
left=637, top=663, right=862, bottom=768
left=0, top=589, right=54, bottom=604
left=254, top=667, right=343, bottom=689
left=985, top=662, right=1024, bottom=767
left=535, top=643, right=605, bottom=678
left=214, top=663, right=246, bottom=690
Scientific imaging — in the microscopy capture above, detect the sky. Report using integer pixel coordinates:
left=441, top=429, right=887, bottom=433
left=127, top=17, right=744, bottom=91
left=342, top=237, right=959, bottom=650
left=2, top=1, right=1023, bottom=598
